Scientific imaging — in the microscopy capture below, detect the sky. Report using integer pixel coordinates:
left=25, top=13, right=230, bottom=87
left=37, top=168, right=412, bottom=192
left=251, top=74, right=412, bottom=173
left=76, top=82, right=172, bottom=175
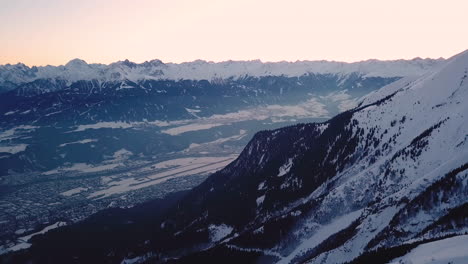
left=1, top=0, right=467, bottom=66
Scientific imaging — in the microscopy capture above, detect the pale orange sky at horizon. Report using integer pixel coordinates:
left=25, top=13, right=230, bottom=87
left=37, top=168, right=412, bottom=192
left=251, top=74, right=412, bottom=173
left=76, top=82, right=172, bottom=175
left=1, top=0, right=467, bottom=66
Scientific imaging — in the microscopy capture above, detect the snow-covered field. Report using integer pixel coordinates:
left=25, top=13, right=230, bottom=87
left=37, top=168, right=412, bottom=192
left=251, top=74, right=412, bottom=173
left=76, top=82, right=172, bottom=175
left=58, top=139, right=98, bottom=147
left=162, top=123, right=224, bottom=136
left=0, top=144, right=27, bottom=154
left=42, top=162, right=122, bottom=175
left=67, top=96, right=330, bottom=136
left=71, top=121, right=134, bottom=132
left=160, top=97, right=329, bottom=135
left=2, top=222, right=66, bottom=253
left=0, top=125, right=37, bottom=141
left=60, top=187, right=89, bottom=196
left=88, top=155, right=238, bottom=199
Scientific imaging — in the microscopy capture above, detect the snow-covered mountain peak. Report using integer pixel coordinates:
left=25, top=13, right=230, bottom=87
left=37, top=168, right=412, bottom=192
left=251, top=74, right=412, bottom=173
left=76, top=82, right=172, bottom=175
left=140, top=59, right=165, bottom=68
left=359, top=49, right=467, bottom=106
left=0, top=57, right=447, bottom=92
left=111, top=59, right=138, bottom=69
left=65, top=58, right=89, bottom=68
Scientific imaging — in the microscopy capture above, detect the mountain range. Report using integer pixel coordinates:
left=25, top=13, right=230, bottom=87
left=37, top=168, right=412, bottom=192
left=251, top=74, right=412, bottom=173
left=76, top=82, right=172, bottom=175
left=1, top=52, right=467, bottom=264
left=0, top=57, right=443, bottom=93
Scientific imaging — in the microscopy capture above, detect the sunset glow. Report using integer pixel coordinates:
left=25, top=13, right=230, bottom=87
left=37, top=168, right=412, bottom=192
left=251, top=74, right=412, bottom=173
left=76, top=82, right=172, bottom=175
left=1, top=0, right=467, bottom=66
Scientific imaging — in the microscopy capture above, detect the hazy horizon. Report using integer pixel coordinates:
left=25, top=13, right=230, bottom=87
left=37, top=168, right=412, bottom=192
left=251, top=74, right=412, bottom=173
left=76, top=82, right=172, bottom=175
left=1, top=54, right=452, bottom=68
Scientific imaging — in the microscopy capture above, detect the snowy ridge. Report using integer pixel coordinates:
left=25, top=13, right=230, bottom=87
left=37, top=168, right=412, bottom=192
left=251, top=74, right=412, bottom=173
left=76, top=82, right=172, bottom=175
left=298, top=50, right=468, bottom=264
left=0, top=57, right=444, bottom=87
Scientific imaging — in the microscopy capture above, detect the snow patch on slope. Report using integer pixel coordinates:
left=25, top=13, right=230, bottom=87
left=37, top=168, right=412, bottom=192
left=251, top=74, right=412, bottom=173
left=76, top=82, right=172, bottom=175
left=278, top=210, right=362, bottom=264
left=278, top=158, right=293, bottom=177
left=209, top=224, right=234, bottom=243
left=388, top=235, right=468, bottom=264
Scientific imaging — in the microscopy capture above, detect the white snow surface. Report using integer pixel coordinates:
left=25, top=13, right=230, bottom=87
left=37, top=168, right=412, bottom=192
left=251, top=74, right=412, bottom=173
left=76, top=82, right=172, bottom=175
left=209, top=224, right=234, bottom=243
left=0, top=144, right=27, bottom=154
left=388, top=235, right=468, bottom=264
left=42, top=163, right=121, bottom=175
left=0, top=125, right=37, bottom=141
left=256, top=195, right=266, bottom=207
left=278, top=210, right=362, bottom=264
left=71, top=122, right=134, bottom=132
left=4, top=222, right=66, bottom=253
left=88, top=155, right=238, bottom=199
left=161, top=123, right=224, bottom=136
left=60, top=187, right=89, bottom=196
left=58, top=139, right=97, bottom=147
left=278, top=158, right=294, bottom=177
